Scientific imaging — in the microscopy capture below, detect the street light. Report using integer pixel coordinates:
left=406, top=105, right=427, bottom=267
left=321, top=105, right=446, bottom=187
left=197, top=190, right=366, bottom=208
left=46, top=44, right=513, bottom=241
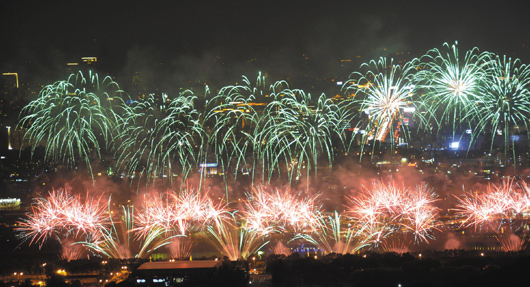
left=252, top=257, right=256, bottom=269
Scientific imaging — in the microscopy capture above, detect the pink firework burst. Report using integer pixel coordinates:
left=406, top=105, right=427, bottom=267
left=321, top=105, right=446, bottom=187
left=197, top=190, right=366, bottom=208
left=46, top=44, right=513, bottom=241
left=242, top=185, right=321, bottom=235
left=134, top=189, right=228, bottom=238
left=347, top=180, right=439, bottom=245
left=454, top=178, right=530, bottom=229
left=16, top=188, right=107, bottom=247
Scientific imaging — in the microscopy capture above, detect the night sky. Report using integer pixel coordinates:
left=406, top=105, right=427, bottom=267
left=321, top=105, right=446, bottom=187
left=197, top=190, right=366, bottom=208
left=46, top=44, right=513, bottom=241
left=1, top=0, right=529, bottom=93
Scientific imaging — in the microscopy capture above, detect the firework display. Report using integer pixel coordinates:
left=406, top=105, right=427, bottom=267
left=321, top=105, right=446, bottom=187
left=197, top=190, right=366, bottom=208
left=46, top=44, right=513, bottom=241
left=475, top=55, right=530, bottom=160
left=13, top=42, right=530, bottom=260
left=205, top=213, right=269, bottom=261
left=18, top=42, right=530, bottom=182
left=134, top=189, right=228, bottom=237
left=343, top=57, right=417, bottom=149
left=14, top=183, right=437, bottom=259
left=59, top=241, right=85, bottom=262
left=243, top=185, right=321, bottom=235
left=295, top=211, right=370, bottom=254
left=18, top=71, right=128, bottom=179
left=258, top=90, right=345, bottom=183
left=204, top=73, right=286, bottom=183
left=168, top=237, right=194, bottom=260
left=454, top=178, right=530, bottom=229
left=495, top=233, right=528, bottom=252
left=16, top=189, right=107, bottom=247
left=414, top=41, right=492, bottom=141
left=347, top=181, right=440, bottom=244
left=271, top=241, right=292, bottom=256
left=16, top=177, right=530, bottom=260
left=115, top=91, right=206, bottom=184
left=380, top=238, right=411, bottom=254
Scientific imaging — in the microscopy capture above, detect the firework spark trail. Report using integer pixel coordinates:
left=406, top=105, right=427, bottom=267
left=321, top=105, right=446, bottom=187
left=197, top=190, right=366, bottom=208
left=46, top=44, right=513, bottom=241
left=343, top=57, right=417, bottom=148
left=205, top=213, right=268, bottom=261
left=454, top=178, right=530, bottom=229
left=401, top=184, right=442, bottom=241
left=168, top=237, right=194, bottom=260
left=509, top=182, right=530, bottom=215
left=495, top=233, right=528, bottom=252
left=17, top=45, right=530, bottom=185
left=134, top=189, right=229, bottom=238
left=16, top=189, right=107, bottom=247
left=415, top=41, right=492, bottom=141
left=271, top=242, right=292, bottom=256
left=295, top=211, right=370, bottom=254
left=18, top=71, right=128, bottom=179
left=257, top=89, right=345, bottom=183
left=175, top=190, right=228, bottom=225
left=380, top=238, right=410, bottom=254
left=204, top=73, right=276, bottom=184
left=203, top=73, right=345, bottom=185
left=243, top=185, right=321, bottom=235
left=16, top=190, right=180, bottom=259
left=347, top=181, right=439, bottom=245
left=20, top=189, right=74, bottom=246
left=134, top=193, right=177, bottom=237
left=475, top=55, right=530, bottom=163
left=60, top=240, right=85, bottom=262
left=115, top=93, right=163, bottom=183
left=64, top=193, right=109, bottom=239
left=115, top=91, right=206, bottom=185
left=80, top=204, right=178, bottom=259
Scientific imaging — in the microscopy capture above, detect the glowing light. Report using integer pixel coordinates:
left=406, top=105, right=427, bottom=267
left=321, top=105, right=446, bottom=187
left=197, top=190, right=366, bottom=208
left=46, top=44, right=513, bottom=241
left=2, top=72, right=19, bottom=88
left=344, top=57, right=417, bottom=152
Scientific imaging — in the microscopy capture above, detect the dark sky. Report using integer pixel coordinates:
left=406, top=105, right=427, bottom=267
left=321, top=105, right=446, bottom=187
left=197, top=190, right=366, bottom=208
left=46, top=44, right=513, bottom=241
left=1, top=0, right=529, bottom=93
